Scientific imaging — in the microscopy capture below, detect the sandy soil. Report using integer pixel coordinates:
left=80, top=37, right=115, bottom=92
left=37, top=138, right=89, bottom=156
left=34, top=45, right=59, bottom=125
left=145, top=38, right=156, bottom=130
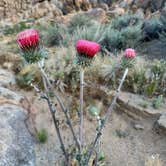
left=24, top=91, right=166, bottom=166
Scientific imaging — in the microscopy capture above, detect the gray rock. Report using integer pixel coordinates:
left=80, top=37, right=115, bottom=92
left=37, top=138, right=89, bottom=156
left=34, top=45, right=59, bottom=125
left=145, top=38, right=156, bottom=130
left=117, top=92, right=166, bottom=119
left=0, top=69, right=15, bottom=87
left=157, top=113, right=166, bottom=134
left=0, top=105, right=35, bottom=166
left=0, top=87, right=23, bottom=105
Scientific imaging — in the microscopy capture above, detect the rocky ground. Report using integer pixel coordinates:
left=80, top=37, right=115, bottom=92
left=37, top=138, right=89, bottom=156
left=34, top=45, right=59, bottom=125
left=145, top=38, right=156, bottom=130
left=0, top=0, right=166, bottom=25
left=0, top=67, right=166, bottom=166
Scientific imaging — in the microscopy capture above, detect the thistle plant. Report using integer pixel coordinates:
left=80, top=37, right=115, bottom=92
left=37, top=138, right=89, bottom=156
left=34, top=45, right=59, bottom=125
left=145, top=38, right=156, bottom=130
left=17, top=29, right=47, bottom=63
left=75, top=39, right=100, bottom=146
left=120, top=48, right=136, bottom=69
left=16, top=28, right=136, bottom=166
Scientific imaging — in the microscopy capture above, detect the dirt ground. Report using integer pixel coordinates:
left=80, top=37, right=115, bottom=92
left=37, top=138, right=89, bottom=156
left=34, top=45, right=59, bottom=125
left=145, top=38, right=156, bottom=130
left=23, top=90, right=166, bottom=166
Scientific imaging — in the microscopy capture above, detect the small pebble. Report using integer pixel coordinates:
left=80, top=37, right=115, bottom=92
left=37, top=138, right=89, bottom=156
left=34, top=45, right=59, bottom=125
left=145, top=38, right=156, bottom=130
left=134, top=124, right=144, bottom=130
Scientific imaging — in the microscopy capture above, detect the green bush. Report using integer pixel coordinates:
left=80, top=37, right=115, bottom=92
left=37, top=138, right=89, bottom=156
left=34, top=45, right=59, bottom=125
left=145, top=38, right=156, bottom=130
left=121, top=25, right=142, bottom=48
left=126, top=68, right=146, bottom=94
left=68, top=14, right=95, bottom=34
left=37, top=129, right=48, bottom=143
left=2, top=21, right=31, bottom=35
left=72, top=22, right=105, bottom=43
left=111, top=14, right=142, bottom=30
left=101, top=14, right=142, bottom=52
left=42, top=23, right=70, bottom=47
left=102, top=29, right=125, bottom=51
left=142, top=17, right=163, bottom=41
left=102, top=58, right=166, bottom=97
left=16, top=65, right=42, bottom=89
left=126, top=60, right=166, bottom=96
left=152, top=95, right=163, bottom=109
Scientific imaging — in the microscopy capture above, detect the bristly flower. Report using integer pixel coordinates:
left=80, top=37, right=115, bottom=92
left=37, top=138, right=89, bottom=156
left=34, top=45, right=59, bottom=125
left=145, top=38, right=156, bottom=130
left=121, top=48, right=136, bottom=68
left=75, top=40, right=100, bottom=67
left=17, top=29, right=47, bottom=64
left=17, top=29, right=39, bottom=50
left=124, top=48, right=136, bottom=59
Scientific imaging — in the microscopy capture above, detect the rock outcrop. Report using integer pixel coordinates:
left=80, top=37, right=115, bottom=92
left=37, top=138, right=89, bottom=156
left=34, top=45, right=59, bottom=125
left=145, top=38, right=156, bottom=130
left=0, top=68, right=35, bottom=166
left=0, top=105, right=35, bottom=166
left=0, top=0, right=166, bottom=21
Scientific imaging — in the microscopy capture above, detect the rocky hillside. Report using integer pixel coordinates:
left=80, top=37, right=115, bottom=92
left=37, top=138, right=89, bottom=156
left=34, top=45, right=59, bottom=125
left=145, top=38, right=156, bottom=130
left=1, top=0, right=166, bottom=21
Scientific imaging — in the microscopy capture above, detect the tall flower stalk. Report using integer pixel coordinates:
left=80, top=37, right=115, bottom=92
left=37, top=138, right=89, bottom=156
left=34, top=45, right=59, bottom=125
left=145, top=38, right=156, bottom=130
left=75, top=40, right=100, bottom=154
left=79, top=67, right=84, bottom=151
left=17, top=29, right=71, bottom=165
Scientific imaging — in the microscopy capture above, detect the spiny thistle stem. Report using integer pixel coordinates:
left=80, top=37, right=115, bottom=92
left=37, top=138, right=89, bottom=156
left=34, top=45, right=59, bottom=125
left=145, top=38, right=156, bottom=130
left=38, top=62, right=80, bottom=154
left=39, top=67, right=69, bottom=165
left=79, top=68, right=84, bottom=152
left=85, top=68, right=129, bottom=164
left=44, top=94, right=69, bottom=165
left=54, top=94, right=81, bottom=153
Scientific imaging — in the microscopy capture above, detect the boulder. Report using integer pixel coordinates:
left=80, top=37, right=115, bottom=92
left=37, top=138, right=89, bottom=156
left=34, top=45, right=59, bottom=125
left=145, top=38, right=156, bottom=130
left=0, top=70, right=35, bottom=165
left=117, top=92, right=166, bottom=119
left=0, top=105, right=35, bottom=166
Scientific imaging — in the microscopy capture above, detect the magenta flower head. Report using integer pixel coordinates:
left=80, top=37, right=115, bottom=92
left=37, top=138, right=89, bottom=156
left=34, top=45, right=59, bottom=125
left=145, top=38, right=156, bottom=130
left=17, top=29, right=39, bottom=50
left=75, top=40, right=100, bottom=67
left=121, top=48, right=136, bottom=68
left=17, top=29, right=47, bottom=64
left=76, top=40, right=100, bottom=58
left=124, top=48, right=136, bottom=59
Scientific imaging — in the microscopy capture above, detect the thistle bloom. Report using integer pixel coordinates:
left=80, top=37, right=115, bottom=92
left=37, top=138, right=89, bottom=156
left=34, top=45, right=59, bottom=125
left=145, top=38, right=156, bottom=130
left=76, top=40, right=100, bottom=58
left=16, top=29, right=47, bottom=64
left=17, top=29, right=39, bottom=50
left=124, top=48, right=136, bottom=58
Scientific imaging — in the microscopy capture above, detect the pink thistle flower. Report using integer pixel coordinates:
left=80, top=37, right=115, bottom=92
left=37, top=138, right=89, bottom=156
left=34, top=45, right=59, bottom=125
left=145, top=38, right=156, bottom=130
left=16, top=29, right=39, bottom=50
left=76, top=40, right=100, bottom=58
left=124, top=48, right=136, bottom=58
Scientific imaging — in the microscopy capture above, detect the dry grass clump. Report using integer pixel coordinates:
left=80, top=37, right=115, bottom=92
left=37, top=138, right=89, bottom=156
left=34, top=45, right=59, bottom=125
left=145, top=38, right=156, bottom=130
left=144, top=154, right=163, bottom=166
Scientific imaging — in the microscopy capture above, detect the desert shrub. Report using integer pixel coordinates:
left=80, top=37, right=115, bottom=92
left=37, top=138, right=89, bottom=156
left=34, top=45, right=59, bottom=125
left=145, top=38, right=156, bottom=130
left=102, top=29, right=125, bottom=52
left=102, top=57, right=166, bottom=97
left=16, top=64, right=42, bottom=89
left=111, top=14, right=142, bottom=30
left=160, top=4, right=166, bottom=26
left=72, top=22, right=105, bottom=43
left=145, top=81, right=158, bottom=97
left=102, top=25, right=142, bottom=52
left=144, top=154, right=163, bottom=166
left=126, top=59, right=166, bottom=96
left=142, top=17, right=163, bottom=41
left=152, top=95, right=163, bottom=109
left=139, top=101, right=148, bottom=108
left=44, top=46, right=80, bottom=93
left=101, top=14, right=142, bottom=52
left=42, top=23, right=70, bottom=47
left=37, top=129, right=48, bottom=143
left=68, top=14, right=95, bottom=34
left=121, top=25, right=142, bottom=48
left=2, top=21, right=31, bottom=35
left=126, top=67, right=146, bottom=94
